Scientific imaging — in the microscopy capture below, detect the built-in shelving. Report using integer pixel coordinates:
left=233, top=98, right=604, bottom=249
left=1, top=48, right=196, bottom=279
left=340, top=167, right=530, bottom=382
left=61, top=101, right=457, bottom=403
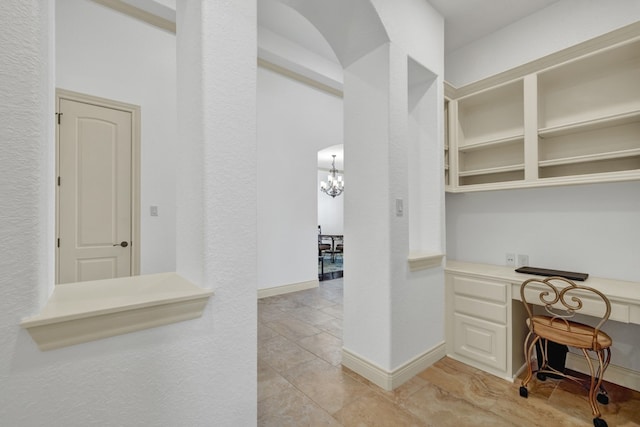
left=444, top=98, right=450, bottom=188
left=457, top=80, right=524, bottom=146
left=444, top=83, right=457, bottom=191
left=444, top=24, right=640, bottom=192
left=538, top=110, right=640, bottom=138
left=455, top=79, right=524, bottom=188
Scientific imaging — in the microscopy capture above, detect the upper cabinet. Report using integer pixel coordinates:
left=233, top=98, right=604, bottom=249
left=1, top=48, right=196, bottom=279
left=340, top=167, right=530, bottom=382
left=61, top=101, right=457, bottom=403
left=445, top=24, right=640, bottom=192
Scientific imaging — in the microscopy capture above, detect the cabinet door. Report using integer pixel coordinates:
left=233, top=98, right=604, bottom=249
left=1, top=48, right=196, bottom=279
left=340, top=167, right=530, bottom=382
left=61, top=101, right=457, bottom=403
left=453, top=313, right=507, bottom=371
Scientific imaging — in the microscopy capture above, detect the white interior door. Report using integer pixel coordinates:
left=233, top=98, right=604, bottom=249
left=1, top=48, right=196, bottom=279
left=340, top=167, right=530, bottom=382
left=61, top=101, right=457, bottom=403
left=57, top=97, right=133, bottom=284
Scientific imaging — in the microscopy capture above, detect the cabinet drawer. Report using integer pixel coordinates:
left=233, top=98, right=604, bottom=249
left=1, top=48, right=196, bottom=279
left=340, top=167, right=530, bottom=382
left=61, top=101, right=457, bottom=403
left=453, top=276, right=507, bottom=303
left=453, top=313, right=507, bottom=371
left=454, top=295, right=507, bottom=324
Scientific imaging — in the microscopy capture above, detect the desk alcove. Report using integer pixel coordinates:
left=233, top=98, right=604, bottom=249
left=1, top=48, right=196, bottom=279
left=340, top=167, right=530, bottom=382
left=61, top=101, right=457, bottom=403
left=445, top=261, right=640, bottom=392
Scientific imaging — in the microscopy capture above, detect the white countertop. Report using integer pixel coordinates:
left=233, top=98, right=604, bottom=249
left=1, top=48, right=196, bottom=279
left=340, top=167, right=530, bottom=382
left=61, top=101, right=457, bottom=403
left=446, top=260, right=640, bottom=308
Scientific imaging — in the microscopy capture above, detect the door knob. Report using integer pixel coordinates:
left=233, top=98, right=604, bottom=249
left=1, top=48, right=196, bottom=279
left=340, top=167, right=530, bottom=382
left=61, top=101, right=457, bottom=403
left=113, top=241, right=129, bottom=248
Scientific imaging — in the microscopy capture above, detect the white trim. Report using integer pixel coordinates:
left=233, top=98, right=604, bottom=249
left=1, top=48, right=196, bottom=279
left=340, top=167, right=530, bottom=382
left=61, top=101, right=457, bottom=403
left=341, top=348, right=393, bottom=390
left=92, top=0, right=176, bottom=33
left=258, top=58, right=343, bottom=98
left=21, top=273, right=213, bottom=350
left=408, top=252, right=444, bottom=271
left=565, top=352, right=640, bottom=393
left=342, top=342, right=447, bottom=391
left=257, top=279, right=319, bottom=299
left=448, top=169, right=640, bottom=193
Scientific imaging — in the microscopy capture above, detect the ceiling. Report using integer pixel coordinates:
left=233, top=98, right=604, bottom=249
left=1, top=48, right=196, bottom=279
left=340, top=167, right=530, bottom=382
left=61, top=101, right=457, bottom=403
left=258, top=0, right=562, bottom=56
left=117, top=0, right=562, bottom=170
left=427, top=0, right=560, bottom=52
left=123, top=0, right=561, bottom=56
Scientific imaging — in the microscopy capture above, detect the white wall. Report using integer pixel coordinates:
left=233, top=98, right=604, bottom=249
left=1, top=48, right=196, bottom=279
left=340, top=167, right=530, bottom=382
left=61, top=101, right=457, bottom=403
left=317, top=169, right=344, bottom=235
left=444, top=3, right=640, bottom=372
left=445, top=0, right=640, bottom=86
left=56, top=0, right=176, bottom=274
left=447, top=182, right=640, bottom=282
left=257, top=66, right=343, bottom=289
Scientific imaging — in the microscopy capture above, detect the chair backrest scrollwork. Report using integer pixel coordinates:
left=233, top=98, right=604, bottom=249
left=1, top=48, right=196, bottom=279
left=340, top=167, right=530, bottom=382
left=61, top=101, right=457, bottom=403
left=520, top=276, right=611, bottom=337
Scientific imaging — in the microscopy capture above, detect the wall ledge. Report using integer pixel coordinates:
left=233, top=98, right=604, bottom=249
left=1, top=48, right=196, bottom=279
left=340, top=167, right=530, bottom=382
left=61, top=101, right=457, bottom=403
left=408, top=252, right=444, bottom=271
left=21, top=273, right=213, bottom=351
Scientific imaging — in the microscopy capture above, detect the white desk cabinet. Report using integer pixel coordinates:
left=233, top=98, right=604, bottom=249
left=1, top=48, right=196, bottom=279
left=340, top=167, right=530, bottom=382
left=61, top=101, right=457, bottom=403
left=445, top=271, right=527, bottom=380
left=445, top=261, right=640, bottom=385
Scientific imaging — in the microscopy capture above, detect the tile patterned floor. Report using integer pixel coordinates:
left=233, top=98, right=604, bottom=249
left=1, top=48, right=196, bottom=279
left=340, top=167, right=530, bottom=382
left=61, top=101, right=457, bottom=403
left=258, top=278, right=640, bottom=426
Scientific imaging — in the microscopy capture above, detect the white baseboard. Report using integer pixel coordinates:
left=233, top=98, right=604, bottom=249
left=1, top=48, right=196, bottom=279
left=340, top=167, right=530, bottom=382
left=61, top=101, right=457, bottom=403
left=342, top=342, right=447, bottom=391
left=565, top=352, right=640, bottom=392
left=257, top=279, right=318, bottom=299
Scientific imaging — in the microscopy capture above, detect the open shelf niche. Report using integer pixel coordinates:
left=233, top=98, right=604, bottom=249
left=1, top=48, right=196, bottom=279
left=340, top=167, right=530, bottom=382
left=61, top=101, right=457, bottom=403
left=537, top=38, right=640, bottom=181
left=456, top=79, right=524, bottom=187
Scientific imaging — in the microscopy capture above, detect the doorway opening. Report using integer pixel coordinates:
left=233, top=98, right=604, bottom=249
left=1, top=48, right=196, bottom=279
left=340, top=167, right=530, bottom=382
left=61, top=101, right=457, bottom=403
left=317, top=145, right=344, bottom=281
left=55, top=89, right=140, bottom=284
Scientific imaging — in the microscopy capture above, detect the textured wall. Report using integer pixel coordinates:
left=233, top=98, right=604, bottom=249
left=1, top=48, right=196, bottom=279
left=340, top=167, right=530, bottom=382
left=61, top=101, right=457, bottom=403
left=1, top=1, right=257, bottom=425
left=0, top=0, right=55, bottom=416
left=340, top=0, right=445, bottom=372
left=177, top=1, right=258, bottom=425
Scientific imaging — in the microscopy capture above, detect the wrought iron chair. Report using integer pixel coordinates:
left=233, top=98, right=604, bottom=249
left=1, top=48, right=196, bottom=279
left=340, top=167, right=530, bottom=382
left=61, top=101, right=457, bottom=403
left=518, top=276, right=612, bottom=427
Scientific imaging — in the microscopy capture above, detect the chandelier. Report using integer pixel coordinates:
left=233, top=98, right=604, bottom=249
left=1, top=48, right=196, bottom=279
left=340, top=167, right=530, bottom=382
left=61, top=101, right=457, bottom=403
left=320, top=155, right=344, bottom=198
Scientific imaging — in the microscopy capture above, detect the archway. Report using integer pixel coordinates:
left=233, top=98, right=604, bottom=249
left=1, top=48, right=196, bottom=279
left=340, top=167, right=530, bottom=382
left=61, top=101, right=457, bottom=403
left=269, top=0, right=446, bottom=390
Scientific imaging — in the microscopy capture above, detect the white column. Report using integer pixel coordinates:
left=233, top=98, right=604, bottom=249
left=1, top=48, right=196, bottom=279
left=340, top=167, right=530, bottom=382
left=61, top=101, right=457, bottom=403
left=176, top=1, right=257, bottom=423
left=0, top=1, right=55, bottom=308
left=343, top=42, right=445, bottom=387
left=342, top=42, right=403, bottom=372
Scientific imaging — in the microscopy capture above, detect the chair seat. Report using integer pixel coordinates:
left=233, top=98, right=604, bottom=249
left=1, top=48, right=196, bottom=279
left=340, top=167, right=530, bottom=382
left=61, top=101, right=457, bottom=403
left=529, top=315, right=612, bottom=350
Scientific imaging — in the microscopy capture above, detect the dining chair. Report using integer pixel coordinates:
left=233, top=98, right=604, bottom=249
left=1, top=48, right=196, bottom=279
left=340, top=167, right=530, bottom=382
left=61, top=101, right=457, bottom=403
left=318, top=225, right=331, bottom=257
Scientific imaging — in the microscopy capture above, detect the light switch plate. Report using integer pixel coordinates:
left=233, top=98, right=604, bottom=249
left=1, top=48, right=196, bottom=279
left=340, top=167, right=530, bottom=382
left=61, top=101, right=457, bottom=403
left=395, top=199, right=403, bottom=217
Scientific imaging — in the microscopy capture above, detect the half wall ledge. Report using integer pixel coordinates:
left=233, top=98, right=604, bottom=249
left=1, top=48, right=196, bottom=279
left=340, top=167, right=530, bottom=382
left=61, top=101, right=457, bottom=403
left=408, top=252, right=444, bottom=272
left=21, top=272, right=213, bottom=351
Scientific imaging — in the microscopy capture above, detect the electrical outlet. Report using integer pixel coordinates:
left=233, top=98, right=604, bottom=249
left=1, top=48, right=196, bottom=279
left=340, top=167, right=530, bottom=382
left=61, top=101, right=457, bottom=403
left=517, top=254, right=529, bottom=267
left=505, top=253, right=516, bottom=266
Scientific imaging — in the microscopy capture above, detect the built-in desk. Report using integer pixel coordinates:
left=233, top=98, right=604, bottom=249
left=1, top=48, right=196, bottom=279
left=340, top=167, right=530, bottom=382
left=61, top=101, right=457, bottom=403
left=445, top=260, right=640, bottom=391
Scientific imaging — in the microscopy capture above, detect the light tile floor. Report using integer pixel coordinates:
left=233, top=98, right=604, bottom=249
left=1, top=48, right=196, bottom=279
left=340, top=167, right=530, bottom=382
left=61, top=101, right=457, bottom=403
left=258, top=278, right=640, bottom=426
